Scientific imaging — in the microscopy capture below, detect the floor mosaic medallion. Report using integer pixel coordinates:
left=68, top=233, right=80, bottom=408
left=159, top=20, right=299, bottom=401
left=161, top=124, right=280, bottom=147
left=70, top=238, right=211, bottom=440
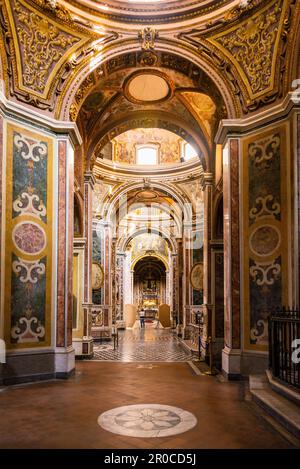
left=98, top=404, right=197, bottom=438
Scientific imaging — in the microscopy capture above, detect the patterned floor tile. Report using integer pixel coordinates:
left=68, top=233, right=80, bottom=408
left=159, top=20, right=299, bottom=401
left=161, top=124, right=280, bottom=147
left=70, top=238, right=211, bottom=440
left=91, top=327, right=192, bottom=362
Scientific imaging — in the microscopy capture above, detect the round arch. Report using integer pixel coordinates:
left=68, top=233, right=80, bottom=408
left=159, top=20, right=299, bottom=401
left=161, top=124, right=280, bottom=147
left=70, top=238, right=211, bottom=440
left=58, top=42, right=239, bottom=129
left=87, top=111, right=209, bottom=170
left=119, top=226, right=177, bottom=253
left=131, top=253, right=169, bottom=272
left=103, top=181, right=193, bottom=229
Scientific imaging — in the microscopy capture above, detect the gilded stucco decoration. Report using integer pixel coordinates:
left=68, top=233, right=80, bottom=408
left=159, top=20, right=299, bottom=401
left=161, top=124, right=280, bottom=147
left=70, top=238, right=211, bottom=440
left=138, top=27, right=158, bottom=51
left=0, top=0, right=117, bottom=112
left=209, top=1, right=283, bottom=98
left=14, top=0, right=79, bottom=94
left=4, top=0, right=89, bottom=101
left=179, top=0, right=292, bottom=113
left=30, top=0, right=72, bottom=22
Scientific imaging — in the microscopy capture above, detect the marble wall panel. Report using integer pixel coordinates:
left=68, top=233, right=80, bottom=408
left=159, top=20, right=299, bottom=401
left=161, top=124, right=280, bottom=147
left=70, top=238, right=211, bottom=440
left=243, top=124, right=290, bottom=351
left=4, top=123, right=53, bottom=348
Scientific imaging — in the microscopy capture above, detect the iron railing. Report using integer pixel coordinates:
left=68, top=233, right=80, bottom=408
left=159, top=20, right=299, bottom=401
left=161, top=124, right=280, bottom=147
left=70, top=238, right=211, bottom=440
left=269, top=307, right=300, bottom=389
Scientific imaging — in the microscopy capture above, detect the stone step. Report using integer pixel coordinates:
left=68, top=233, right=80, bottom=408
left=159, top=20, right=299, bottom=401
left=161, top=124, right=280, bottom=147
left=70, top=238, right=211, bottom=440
left=266, top=369, right=300, bottom=406
left=249, top=374, right=300, bottom=442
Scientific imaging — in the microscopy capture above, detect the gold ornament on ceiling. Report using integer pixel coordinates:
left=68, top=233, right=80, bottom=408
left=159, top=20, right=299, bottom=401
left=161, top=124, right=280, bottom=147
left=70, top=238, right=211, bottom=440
left=207, top=0, right=284, bottom=98
left=31, top=0, right=72, bottom=22
left=14, top=0, right=79, bottom=94
left=3, top=0, right=91, bottom=107
left=138, top=27, right=158, bottom=51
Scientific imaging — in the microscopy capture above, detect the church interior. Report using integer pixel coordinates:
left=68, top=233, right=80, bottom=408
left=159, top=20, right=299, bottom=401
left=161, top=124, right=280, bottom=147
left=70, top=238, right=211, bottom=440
left=1, top=0, right=300, bottom=450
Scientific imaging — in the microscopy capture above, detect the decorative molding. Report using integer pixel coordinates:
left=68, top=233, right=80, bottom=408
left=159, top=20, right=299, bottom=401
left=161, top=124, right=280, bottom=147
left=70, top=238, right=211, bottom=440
left=138, top=27, right=158, bottom=51
left=63, top=0, right=236, bottom=25
left=84, top=171, right=96, bottom=189
left=0, top=90, right=82, bottom=146
left=215, top=92, right=300, bottom=144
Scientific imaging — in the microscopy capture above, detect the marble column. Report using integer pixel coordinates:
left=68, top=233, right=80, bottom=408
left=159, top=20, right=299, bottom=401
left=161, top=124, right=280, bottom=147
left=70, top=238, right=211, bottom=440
left=104, top=223, right=112, bottom=331
left=176, top=239, right=183, bottom=335
left=171, top=253, right=178, bottom=327
left=130, top=270, right=134, bottom=305
left=0, top=114, right=3, bottom=379
left=72, top=238, right=86, bottom=355
left=202, top=173, right=214, bottom=356
left=111, top=238, right=116, bottom=325
left=182, top=223, right=193, bottom=339
left=203, top=173, right=214, bottom=306
left=297, top=114, right=300, bottom=307
left=56, top=139, right=75, bottom=375
left=116, top=252, right=126, bottom=327
left=165, top=270, right=170, bottom=307
left=222, top=139, right=242, bottom=379
left=80, top=171, right=96, bottom=357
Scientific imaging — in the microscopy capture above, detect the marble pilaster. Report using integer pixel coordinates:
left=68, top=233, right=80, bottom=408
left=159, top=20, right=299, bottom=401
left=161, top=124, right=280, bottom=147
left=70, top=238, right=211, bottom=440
left=0, top=114, right=3, bottom=347
left=79, top=171, right=96, bottom=357
left=222, top=139, right=241, bottom=378
left=297, top=114, right=300, bottom=306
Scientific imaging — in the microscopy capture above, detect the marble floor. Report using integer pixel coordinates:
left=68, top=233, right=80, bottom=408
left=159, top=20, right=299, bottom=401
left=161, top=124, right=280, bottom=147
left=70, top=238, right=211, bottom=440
left=98, top=404, right=197, bottom=437
left=0, top=361, right=291, bottom=449
left=92, top=326, right=193, bottom=362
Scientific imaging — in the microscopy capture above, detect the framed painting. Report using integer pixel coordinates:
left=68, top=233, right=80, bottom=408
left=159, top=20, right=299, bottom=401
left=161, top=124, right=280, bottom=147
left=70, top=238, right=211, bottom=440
left=190, top=262, right=203, bottom=291
left=92, top=262, right=104, bottom=290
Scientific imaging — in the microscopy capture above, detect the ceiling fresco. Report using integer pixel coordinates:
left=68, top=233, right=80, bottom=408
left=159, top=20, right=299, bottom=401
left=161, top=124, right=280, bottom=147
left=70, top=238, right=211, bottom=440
left=0, top=0, right=299, bottom=175
left=108, top=128, right=184, bottom=165
left=129, top=234, right=169, bottom=261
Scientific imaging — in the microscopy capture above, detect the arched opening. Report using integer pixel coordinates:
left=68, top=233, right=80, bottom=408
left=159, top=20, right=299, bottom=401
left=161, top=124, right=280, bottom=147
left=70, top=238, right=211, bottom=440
left=69, top=42, right=219, bottom=361
left=74, top=194, right=83, bottom=238
left=133, top=256, right=167, bottom=324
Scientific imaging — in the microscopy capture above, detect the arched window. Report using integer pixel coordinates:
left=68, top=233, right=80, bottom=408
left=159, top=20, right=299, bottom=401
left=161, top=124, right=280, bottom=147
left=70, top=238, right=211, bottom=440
left=182, top=142, right=197, bottom=161
left=136, top=145, right=159, bottom=165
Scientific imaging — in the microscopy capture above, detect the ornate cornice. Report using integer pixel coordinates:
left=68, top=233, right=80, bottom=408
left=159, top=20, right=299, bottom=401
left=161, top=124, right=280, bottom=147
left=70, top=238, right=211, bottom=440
left=63, top=0, right=237, bottom=25
left=215, top=92, right=300, bottom=144
left=0, top=89, right=82, bottom=145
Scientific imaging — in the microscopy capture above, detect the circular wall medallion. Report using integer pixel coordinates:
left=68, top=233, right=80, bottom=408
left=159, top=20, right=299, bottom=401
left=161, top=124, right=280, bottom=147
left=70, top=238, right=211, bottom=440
left=12, top=222, right=46, bottom=255
left=92, top=262, right=104, bottom=290
left=249, top=224, right=281, bottom=258
left=124, top=71, right=172, bottom=104
left=98, top=404, right=197, bottom=438
left=190, top=262, right=203, bottom=291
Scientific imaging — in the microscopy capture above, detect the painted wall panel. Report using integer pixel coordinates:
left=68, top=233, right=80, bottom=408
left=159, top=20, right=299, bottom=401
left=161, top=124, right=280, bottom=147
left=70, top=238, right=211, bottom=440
left=242, top=124, right=290, bottom=351
left=4, top=123, right=53, bottom=348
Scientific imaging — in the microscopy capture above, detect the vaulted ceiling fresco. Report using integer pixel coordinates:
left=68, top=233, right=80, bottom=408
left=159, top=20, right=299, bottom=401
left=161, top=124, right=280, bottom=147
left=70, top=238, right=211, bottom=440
left=0, top=0, right=299, bottom=173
